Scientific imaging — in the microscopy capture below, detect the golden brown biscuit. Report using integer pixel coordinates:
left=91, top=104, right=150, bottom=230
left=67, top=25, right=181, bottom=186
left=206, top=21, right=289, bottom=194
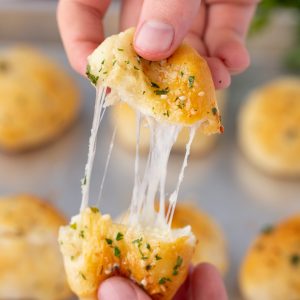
left=239, top=215, right=300, bottom=300
left=87, top=28, right=222, bottom=133
left=111, top=90, right=227, bottom=155
left=171, top=203, right=228, bottom=275
left=59, top=207, right=195, bottom=300
left=238, top=77, right=300, bottom=177
left=0, top=194, right=72, bottom=300
left=0, top=47, right=80, bottom=152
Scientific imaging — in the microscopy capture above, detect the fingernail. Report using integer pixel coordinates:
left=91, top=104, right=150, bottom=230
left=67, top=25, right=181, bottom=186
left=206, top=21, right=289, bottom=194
left=135, top=20, right=174, bottom=53
left=98, top=277, right=137, bottom=300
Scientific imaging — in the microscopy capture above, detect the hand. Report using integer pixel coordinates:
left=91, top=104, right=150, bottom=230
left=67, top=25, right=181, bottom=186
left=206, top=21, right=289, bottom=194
left=97, top=263, right=228, bottom=300
left=57, top=0, right=258, bottom=89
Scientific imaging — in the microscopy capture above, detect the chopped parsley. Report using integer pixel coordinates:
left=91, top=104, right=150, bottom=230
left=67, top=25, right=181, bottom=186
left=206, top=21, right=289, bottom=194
left=154, top=87, right=169, bottom=95
left=163, top=110, right=170, bottom=117
left=146, top=243, right=151, bottom=251
left=151, top=82, right=160, bottom=88
left=146, top=264, right=152, bottom=271
left=112, top=60, right=117, bottom=66
left=70, top=256, right=75, bottom=261
left=90, top=207, right=99, bottom=213
left=70, top=223, right=77, bottom=230
left=103, top=71, right=108, bottom=74
left=136, top=55, right=141, bottom=64
left=261, top=224, right=274, bottom=235
left=116, top=232, right=124, bottom=241
left=117, top=48, right=124, bottom=51
left=180, top=71, right=184, bottom=77
left=142, top=91, right=146, bottom=95
left=188, top=75, right=195, bottom=88
left=173, top=256, right=183, bottom=275
left=158, top=277, right=171, bottom=285
left=155, top=254, right=162, bottom=261
left=290, top=254, right=300, bottom=266
left=105, top=238, right=113, bottom=245
left=134, top=66, right=140, bottom=70
left=79, top=230, right=85, bottom=239
left=86, top=64, right=99, bottom=85
left=125, top=60, right=130, bottom=64
left=101, top=59, right=105, bottom=65
left=211, top=107, right=218, bottom=115
left=81, top=176, right=87, bottom=186
left=79, top=272, right=87, bottom=280
left=132, top=237, right=143, bottom=246
left=114, top=246, right=121, bottom=257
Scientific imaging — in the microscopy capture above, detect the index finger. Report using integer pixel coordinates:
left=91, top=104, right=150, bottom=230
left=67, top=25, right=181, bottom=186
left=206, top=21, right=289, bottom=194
left=57, top=0, right=111, bottom=74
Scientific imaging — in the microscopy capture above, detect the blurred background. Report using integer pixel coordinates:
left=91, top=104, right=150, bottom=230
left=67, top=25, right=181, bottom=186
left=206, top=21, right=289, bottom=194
left=0, top=1, right=299, bottom=299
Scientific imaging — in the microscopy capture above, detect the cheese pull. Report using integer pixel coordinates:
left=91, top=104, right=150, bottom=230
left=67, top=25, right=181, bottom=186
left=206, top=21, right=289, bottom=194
left=87, top=28, right=222, bottom=134
left=59, top=207, right=196, bottom=300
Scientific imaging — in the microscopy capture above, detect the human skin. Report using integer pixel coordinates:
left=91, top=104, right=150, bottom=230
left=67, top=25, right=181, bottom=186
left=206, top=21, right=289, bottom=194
left=57, top=0, right=259, bottom=89
left=98, top=263, right=228, bottom=300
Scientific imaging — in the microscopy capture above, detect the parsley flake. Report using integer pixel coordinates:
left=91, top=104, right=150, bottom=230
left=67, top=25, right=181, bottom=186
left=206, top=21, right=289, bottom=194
left=188, top=75, right=195, bottom=88
left=105, top=238, right=113, bottom=245
left=154, top=87, right=169, bottom=95
left=114, top=246, right=121, bottom=257
left=90, top=207, right=99, bottom=213
left=79, top=272, right=87, bottom=280
left=290, top=254, right=300, bottom=266
left=79, top=230, right=85, bottom=239
left=117, top=48, right=124, bottom=51
left=86, top=64, right=99, bottom=85
left=158, top=277, right=171, bottom=285
left=116, top=232, right=124, bottom=241
left=173, top=256, right=183, bottom=275
left=70, top=223, right=77, bottom=230
left=151, top=82, right=160, bottom=88
left=211, top=107, right=218, bottom=115
left=155, top=254, right=162, bottom=261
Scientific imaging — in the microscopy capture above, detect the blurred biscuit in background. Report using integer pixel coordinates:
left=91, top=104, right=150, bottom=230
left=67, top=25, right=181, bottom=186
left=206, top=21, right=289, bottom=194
left=0, top=47, right=80, bottom=152
left=238, top=77, right=300, bottom=177
left=239, top=215, right=300, bottom=300
left=111, top=90, right=227, bottom=156
left=171, top=203, right=228, bottom=275
left=0, top=194, right=72, bottom=300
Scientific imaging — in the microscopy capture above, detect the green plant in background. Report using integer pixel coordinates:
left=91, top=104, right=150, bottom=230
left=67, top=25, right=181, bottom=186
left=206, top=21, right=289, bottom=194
left=251, top=0, right=300, bottom=72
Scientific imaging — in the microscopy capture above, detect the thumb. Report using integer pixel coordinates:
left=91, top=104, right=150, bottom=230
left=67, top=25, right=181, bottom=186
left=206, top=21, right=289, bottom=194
left=134, top=0, right=201, bottom=61
left=98, top=276, right=151, bottom=300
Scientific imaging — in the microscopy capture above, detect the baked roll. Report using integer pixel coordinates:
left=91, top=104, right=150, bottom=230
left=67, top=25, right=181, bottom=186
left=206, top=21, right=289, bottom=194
left=0, top=194, right=71, bottom=300
left=0, top=47, right=80, bottom=152
left=238, top=77, right=300, bottom=177
left=240, top=215, right=300, bottom=300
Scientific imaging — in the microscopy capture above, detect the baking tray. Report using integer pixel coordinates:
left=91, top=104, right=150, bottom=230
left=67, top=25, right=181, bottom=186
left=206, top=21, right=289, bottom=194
left=0, top=2, right=299, bottom=299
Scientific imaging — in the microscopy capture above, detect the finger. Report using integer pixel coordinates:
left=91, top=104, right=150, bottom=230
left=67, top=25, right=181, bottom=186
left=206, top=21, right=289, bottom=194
left=173, top=265, right=193, bottom=300
left=98, top=276, right=151, bottom=300
left=191, top=263, right=228, bottom=300
left=120, top=0, right=142, bottom=30
left=205, top=0, right=258, bottom=74
left=57, top=0, right=111, bottom=74
left=133, top=0, right=201, bottom=60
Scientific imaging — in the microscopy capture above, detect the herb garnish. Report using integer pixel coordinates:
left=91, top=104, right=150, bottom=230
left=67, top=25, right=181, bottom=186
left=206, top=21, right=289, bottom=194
left=154, top=87, right=169, bottom=95
left=117, top=48, right=124, bottom=51
left=146, top=243, right=151, bottom=251
left=290, top=254, right=300, bottom=266
left=146, top=264, right=152, bottom=271
left=79, top=230, right=85, bottom=239
left=116, top=232, right=124, bottom=241
left=86, top=64, right=99, bottom=85
left=173, top=256, right=183, bottom=275
left=112, top=60, right=117, bottom=66
left=79, top=272, right=87, bottom=280
left=105, top=238, right=113, bottom=245
left=125, top=60, right=130, bottom=64
left=155, top=254, right=162, bottom=261
left=114, top=246, right=121, bottom=257
left=151, top=82, right=160, bottom=88
left=142, top=91, right=146, bottom=95
left=90, top=207, right=99, bottom=213
left=211, top=107, right=218, bottom=115
left=158, top=277, right=171, bottom=285
left=134, top=66, right=140, bottom=70
left=188, top=75, right=195, bottom=88
left=261, top=224, right=274, bottom=235
left=180, top=71, right=184, bottom=77
left=70, top=223, right=77, bottom=230
left=81, top=175, right=87, bottom=186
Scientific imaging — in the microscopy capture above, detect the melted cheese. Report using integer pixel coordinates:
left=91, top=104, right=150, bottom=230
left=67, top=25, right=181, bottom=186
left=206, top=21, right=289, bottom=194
left=80, top=86, right=197, bottom=233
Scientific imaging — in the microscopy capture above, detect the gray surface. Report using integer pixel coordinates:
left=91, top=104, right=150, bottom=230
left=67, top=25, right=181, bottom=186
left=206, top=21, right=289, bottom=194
left=0, top=2, right=300, bottom=300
